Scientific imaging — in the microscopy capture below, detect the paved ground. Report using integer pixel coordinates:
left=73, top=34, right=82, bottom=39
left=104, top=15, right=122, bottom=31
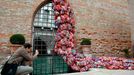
left=56, top=68, right=134, bottom=75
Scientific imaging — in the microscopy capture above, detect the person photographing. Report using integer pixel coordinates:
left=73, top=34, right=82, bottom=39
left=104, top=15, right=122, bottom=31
left=1, top=43, right=39, bottom=75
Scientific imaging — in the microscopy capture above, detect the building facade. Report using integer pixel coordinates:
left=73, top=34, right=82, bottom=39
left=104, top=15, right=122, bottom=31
left=0, top=0, right=132, bottom=57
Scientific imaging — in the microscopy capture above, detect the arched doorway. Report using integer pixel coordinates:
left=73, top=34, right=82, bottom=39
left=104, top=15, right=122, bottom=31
left=32, top=1, right=69, bottom=75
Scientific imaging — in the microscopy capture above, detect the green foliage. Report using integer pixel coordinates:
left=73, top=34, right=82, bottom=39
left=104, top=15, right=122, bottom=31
left=122, top=49, right=131, bottom=58
left=80, top=38, right=91, bottom=45
left=10, top=34, right=25, bottom=45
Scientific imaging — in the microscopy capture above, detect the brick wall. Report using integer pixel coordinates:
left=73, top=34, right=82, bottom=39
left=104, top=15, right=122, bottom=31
left=128, top=0, right=134, bottom=55
left=0, top=0, right=46, bottom=51
left=0, top=0, right=131, bottom=57
left=70, top=0, right=131, bottom=57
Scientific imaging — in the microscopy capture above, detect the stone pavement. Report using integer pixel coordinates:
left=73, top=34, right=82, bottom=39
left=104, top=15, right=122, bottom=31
left=56, top=68, right=134, bottom=75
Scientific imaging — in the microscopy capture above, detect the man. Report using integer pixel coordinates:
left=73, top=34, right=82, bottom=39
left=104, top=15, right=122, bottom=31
left=7, top=43, right=39, bottom=75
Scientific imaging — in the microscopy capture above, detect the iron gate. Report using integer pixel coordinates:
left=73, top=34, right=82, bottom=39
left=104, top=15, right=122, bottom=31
left=32, top=2, right=69, bottom=75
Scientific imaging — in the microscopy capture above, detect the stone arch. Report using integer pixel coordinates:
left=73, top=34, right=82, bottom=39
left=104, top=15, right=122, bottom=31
left=32, top=0, right=51, bottom=23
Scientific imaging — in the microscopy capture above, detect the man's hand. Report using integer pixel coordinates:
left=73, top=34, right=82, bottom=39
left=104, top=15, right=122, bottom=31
left=35, top=50, right=39, bottom=56
left=33, top=50, right=39, bottom=60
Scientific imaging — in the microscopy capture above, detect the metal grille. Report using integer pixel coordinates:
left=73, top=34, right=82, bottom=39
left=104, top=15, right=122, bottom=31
left=33, top=2, right=56, bottom=55
left=32, top=2, right=69, bottom=75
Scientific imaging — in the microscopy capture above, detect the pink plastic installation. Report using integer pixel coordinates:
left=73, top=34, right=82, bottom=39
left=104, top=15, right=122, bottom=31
left=52, top=0, right=134, bottom=72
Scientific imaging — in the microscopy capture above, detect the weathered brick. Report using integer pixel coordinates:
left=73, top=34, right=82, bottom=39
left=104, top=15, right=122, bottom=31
left=0, top=0, right=132, bottom=57
left=70, top=0, right=131, bottom=57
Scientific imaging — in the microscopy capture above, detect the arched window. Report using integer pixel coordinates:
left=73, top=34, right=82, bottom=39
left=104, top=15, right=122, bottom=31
left=33, top=2, right=57, bottom=55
